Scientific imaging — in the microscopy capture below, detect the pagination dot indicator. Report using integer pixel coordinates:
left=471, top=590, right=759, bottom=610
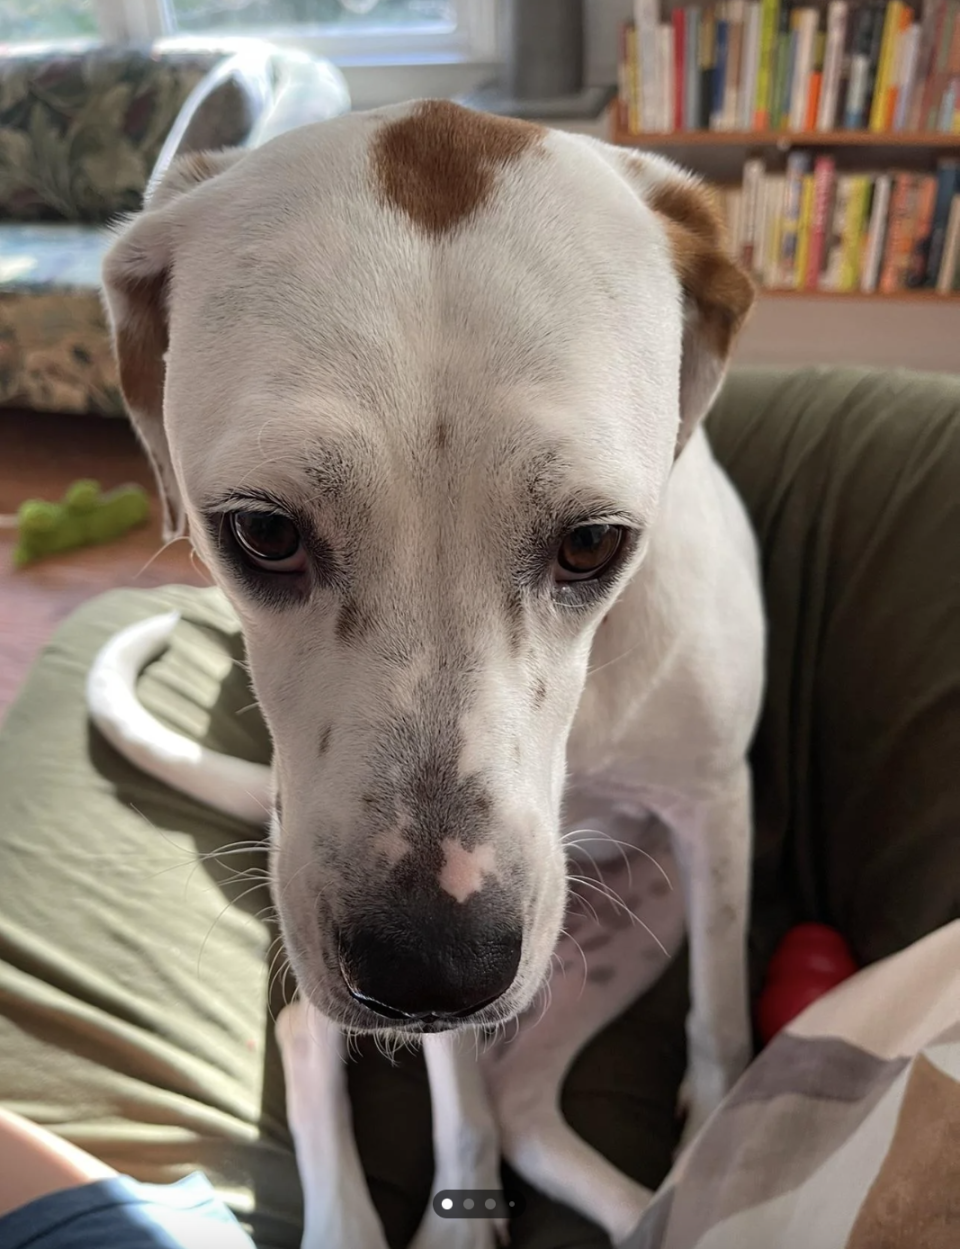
left=432, top=1190, right=526, bottom=1218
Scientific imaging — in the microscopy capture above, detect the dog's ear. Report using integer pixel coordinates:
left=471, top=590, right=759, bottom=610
left=101, top=150, right=245, bottom=541
left=621, top=154, right=755, bottom=456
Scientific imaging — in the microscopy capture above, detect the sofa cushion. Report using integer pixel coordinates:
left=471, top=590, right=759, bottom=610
left=0, top=47, right=221, bottom=222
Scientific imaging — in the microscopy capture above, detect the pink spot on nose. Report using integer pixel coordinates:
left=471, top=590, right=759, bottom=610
left=438, top=839, right=498, bottom=903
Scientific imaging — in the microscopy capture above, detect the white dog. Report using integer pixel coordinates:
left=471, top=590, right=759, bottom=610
left=90, top=101, right=763, bottom=1249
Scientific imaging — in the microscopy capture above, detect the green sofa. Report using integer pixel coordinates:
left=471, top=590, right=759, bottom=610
left=0, top=365, right=958, bottom=1248
left=0, top=40, right=349, bottom=415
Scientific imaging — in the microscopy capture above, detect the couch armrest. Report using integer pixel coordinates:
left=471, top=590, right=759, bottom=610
left=147, top=45, right=350, bottom=199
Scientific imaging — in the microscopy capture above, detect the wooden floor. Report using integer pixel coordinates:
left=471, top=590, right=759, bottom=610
left=0, top=409, right=207, bottom=721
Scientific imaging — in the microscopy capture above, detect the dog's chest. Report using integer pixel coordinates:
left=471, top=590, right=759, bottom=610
left=561, top=775, right=668, bottom=867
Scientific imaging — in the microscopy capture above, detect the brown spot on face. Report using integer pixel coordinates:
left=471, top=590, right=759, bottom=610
left=435, top=420, right=449, bottom=451
left=587, top=965, right=616, bottom=986
left=533, top=677, right=547, bottom=707
left=336, top=598, right=370, bottom=643
left=371, top=100, right=544, bottom=238
left=318, top=726, right=332, bottom=756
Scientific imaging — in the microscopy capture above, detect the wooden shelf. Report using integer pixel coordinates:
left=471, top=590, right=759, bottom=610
left=756, top=289, right=960, bottom=302
left=611, top=124, right=960, bottom=149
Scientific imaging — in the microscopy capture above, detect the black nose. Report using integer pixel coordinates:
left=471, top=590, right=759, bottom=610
left=338, top=896, right=522, bottom=1024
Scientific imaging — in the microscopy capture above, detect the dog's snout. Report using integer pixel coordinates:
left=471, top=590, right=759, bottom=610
left=338, top=894, right=522, bottom=1024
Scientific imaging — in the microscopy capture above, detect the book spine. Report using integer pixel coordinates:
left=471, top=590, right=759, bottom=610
left=805, top=32, right=824, bottom=130
left=819, top=1, right=849, bottom=129
left=842, top=6, right=871, bottom=127
left=893, top=24, right=921, bottom=130
left=700, top=4, right=717, bottom=128
left=687, top=8, right=701, bottom=130
left=635, top=0, right=662, bottom=132
left=907, top=0, right=945, bottom=130
left=879, top=173, right=917, bottom=291
left=937, top=194, right=960, bottom=290
left=795, top=173, right=816, bottom=286
left=755, top=0, right=780, bottom=127
left=740, top=157, right=766, bottom=270
left=821, top=172, right=852, bottom=289
left=660, top=23, right=675, bottom=135
left=805, top=155, right=837, bottom=288
left=883, top=3, right=914, bottom=131
left=764, top=175, right=787, bottom=285
left=905, top=174, right=941, bottom=285
left=724, top=0, right=746, bottom=129
left=770, top=6, right=792, bottom=128
left=859, top=4, right=888, bottom=128
left=839, top=176, right=870, bottom=289
left=779, top=151, right=812, bottom=283
left=939, top=78, right=958, bottom=132
left=789, top=9, right=818, bottom=131
left=673, top=7, right=686, bottom=129
left=713, top=11, right=730, bottom=127
left=740, top=2, right=762, bottom=128
left=870, top=1, right=901, bottom=131
left=926, top=163, right=960, bottom=283
left=926, top=2, right=958, bottom=129
left=861, top=173, right=892, bottom=290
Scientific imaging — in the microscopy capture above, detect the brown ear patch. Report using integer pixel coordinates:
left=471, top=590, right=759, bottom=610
left=642, top=169, right=755, bottom=358
left=114, top=270, right=169, bottom=422
left=371, top=100, right=544, bottom=238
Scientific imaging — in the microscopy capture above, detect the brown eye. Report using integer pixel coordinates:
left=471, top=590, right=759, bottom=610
left=229, top=511, right=306, bottom=573
left=555, top=524, right=623, bottom=583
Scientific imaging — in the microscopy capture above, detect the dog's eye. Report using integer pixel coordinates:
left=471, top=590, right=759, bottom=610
left=229, top=512, right=306, bottom=573
left=555, top=525, right=623, bottom=582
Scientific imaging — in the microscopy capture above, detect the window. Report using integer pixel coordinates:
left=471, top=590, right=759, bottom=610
left=0, top=0, right=498, bottom=62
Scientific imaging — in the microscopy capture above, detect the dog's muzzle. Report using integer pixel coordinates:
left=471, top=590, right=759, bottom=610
left=337, top=886, right=522, bottom=1027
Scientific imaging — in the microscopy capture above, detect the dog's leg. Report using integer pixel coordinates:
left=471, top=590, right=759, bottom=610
left=482, top=835, right=685, bottom=1247
left=663, top=766, right=753, bottom=1150
left=410, top=1029, right=505, bottom=1249
left=275, top=999, right=390, bottom=1249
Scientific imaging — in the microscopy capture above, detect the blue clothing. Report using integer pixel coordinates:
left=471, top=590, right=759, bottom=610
left=0, top=1173, right=257, bottom=1249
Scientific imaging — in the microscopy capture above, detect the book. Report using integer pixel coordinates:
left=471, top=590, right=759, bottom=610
left=763, top=174, right=788, bottom=285
left=740, top=157, right=766, bottom=271
left=819, top=1, right=849, bottom=129
left=686, top=8, right=702, bottom=131
left=699, top=3, right=717, bottom=128
left=893, top=23, right=921, bottom=130
left=936, top=193, right=960, bottom=290
left=879, top=172, right=919, bottom=291
left=660, top=22, right=675, bottom=135
left=927, top=160, right=960, bottom=284
left=771, top=5, right=793, bottom=129
left=673, top=7, right=687, bottom=129
left=908, top=0, right=947, bottom=130
left=754, top=0, right=780, bottom=128
left=789, top=8, right=820, bottom=131
left=779, top=151, right=812, bottom=285
left=618, top=23, right=631, bottom=132
left=805, top=31, right=825, bottom=130
left=862, top=173, right=893, bottom=290
left=724, top=0, right=746, bottom=129
left=870, top=1, right=903, bottom=131
left=741, top=2, right=762, bottom=129
left=795, top=173, right=816, bottom=285
left=839, top=176, right=872, bottom=289
left=883, top=3, right=915, bottom=131
left=634, top=0, right=662, bottom=131
left=905, top=174, right=940, bottom=284
left=927, top=0, right=960, bottom=130
left=712, top=8, right=730, bottom=128
left=860, top=4, right=889, bottom=128
left=821, top=172, right=853, bottom=288
left=805, top=155, right=837, bottom=288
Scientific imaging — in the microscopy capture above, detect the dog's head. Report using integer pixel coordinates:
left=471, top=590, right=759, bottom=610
left=103, top=102, right=752, bottom=1034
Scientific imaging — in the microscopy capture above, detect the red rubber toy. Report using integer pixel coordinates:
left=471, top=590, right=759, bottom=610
left=756, top=923, right=859, bottom=1045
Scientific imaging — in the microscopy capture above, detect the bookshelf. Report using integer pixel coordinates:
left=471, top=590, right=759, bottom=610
left=613, top=1, right=960, bottom=307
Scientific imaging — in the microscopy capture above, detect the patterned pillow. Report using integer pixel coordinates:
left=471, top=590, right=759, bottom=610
left=0, top=47, right=219, bottom=222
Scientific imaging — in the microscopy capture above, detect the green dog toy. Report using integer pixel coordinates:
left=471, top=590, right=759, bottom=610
left=2, top=479, right=150, bottom=567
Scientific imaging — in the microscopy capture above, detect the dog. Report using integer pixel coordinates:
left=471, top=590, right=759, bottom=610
left=89, top=100, right=763, bottom=1249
